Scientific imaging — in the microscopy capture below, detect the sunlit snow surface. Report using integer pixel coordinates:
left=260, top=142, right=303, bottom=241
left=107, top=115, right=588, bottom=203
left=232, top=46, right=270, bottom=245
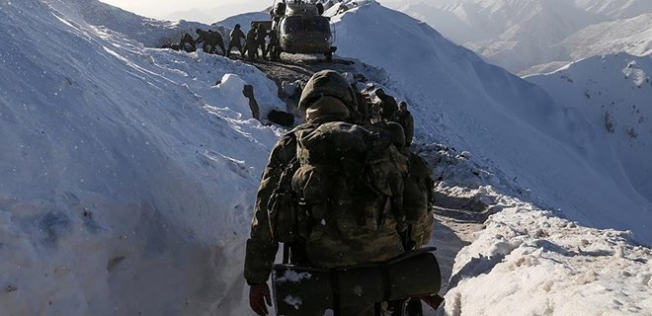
left=0, top=0, right=650, bottom=316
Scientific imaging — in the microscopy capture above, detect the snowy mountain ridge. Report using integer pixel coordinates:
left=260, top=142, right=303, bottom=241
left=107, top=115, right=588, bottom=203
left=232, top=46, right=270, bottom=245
left=1, top=0, right=651, bottom=315
left=527, top=53, right=652, bottom=202
left=390, top=0, right=652, bottom=74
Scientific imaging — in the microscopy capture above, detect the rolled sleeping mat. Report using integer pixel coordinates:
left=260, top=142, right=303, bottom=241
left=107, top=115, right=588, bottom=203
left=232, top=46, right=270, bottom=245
left=272, top=265, right=332, bottom=316
left=272, top=247, right=441, bottom=316
left=386, top=247, right=441, bottom=301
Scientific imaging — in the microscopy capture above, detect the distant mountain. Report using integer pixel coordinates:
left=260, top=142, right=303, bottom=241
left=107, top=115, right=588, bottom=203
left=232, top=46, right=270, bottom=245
left=392, top=0, right=652, bottom=74
left=527, top=53, right=652, bottom=200
left=161, top=1, right=269, bottom=24
left=162, top=8, right=215, bottom=24
left=214, top=12, right=271, bottom=31
left=562, top=13, right=652, bottom=61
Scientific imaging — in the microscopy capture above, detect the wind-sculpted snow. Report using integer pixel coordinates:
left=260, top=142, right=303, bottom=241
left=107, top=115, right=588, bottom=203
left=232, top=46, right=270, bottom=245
left=418, top=142, right=652, bottom=316
left=448, top=203, right=652, bottom=316
left=47, top=0, right=230, bottom=48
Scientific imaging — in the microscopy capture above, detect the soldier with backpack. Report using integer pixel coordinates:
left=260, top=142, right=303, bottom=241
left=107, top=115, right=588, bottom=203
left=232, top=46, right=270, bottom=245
left=395, top=101, right=414, bottom=146
left=244, top=70, right=440, bottom=316
left=375, top=88, right=399, bottom=121
left=179, top=32, right=196, bottom=53
left=195, top=29, right=226, bottom=56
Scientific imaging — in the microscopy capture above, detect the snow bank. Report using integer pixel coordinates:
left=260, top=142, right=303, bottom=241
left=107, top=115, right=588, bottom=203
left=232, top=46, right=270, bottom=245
left=447, top=202, right=652, bottom=316
left=0, top=0, right=284, bottom=314
left=416, top=143, right=652, bottom=316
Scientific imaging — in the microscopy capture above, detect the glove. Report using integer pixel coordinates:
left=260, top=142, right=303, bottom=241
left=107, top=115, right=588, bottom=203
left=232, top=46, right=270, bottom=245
left=249, top=283, right=272, bottom=315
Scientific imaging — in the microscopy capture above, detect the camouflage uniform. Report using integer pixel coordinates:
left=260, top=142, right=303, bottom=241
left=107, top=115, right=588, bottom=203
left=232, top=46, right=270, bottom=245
left=396, top=106, right=415, bottom=146
left=195, top=29, right=226, bottom=55
left=266, top=30, right=281, bottom=61
left=179, top=33, right=196, bottom=52
left=227, top=25, right=246, bottom=57
left=404, top=151, right=435, bottom=247
left=244, top=28, right=259, bottom=60
left=256, top=25, right=268, bottom=59
left=245, top=70, right=432, bottom=316
left=379, top=121, right=434, bottom=248
left=375, top=89, right=399, bottom=121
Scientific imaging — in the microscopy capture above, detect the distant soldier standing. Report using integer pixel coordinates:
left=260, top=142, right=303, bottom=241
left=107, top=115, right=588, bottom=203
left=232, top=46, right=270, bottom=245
left=396, top=101, right=414, bottom=146
left=227, top=24, right=246, bottom=57
left=244, top=27, right=259, bottom=60
left=266, top=30, right=281, bottom=61
left=256, top=24, right=268, bottom=59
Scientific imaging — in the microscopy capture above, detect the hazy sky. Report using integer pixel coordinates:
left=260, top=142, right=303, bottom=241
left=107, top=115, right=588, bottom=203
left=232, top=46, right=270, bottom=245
left=99, top=0, right=397, bottom=23
left=98, top=0, right=270, bottom=22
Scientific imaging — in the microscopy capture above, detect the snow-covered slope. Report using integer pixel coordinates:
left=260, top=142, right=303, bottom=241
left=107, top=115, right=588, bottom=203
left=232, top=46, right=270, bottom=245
left=1, top=0, right=283, bottom=314
left=388, top=0, right=652, bottom=74
left=574, top=0, right=652, bottom=18
left=562, top=14, right=652, bottom=60
left=330, top=1, right=651, bottom=243
left=2, top=0, right=651, bottom=315
left=527, top=54, right=652, bottom=203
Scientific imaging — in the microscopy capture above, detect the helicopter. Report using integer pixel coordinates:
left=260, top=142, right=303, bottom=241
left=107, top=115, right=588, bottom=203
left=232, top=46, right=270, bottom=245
left=254, top=0, right=336, bottom=61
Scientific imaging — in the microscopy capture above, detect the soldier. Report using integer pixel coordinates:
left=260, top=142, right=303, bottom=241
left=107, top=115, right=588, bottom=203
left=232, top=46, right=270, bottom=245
left=383, top=121, right=436, bottom=316
left=256, top=24, right=268, bottom=59
left=244, top=70, right=438, bottom=316
left=244, top=27, right=259, bottom=60
left=195, top=29, right=226, bottom=55
left=179, top=32, right=196, bottom=52
left=265, top=30, right=281, bottom=61
left=226, top=24, right=246, bottom=57
left=396, top=101, right=415, bottom=146
left=375, top=88, right=398, bottom=121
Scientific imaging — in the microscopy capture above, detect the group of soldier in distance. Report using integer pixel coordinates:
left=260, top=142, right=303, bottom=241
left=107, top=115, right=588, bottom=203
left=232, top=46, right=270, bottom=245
left=165, top=24, right=282, bottom=62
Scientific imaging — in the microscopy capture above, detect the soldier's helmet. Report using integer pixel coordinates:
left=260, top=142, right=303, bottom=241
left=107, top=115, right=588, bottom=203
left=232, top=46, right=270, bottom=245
left=299, top=70, right=358, bottom=121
